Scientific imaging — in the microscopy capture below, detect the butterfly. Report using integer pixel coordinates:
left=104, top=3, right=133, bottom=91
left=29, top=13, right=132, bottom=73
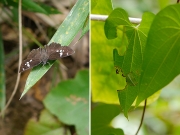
left=19, top=42, right=75, bottom=73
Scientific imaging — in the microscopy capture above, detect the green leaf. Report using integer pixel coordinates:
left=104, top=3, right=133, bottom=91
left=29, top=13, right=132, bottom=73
left=80, top=15, right=89, bottom=39
left=104, top=8, right=154, bottom=117
left=43, top=70, right=89, bottom=135
left=136, top=4, right=180, bottom=105
left=49, top=0, right=89, bottom=45
left=158, top=0, right=170, bottom=9
left=37, top=3, right=61, bottom=14
left=91, top=22, right=126, bottom=104
left=38, top=109, right=62, bottom=127
left=21, top=0, right=48, bottom=14
left=21, top=0, right=89, bottom=98
left=3, top=0, right=47, bottom=14
left=91, top=0, right=98, bottom=11
left=105, top=8, right=154, bottom=117
left=104, top=8, right=131, bottom=39
left=91, top=0, right=113, bottom=14
left=0, top=31, right=6, bottom=112
left=24, top=109, right=70, bottom=135
left=91, top=0, right=127, bottom=104
left=20, top=62, right=53, bottom=99
left=92, top=104, right=124, bottom=135
left=1, top=0, right=60, bottom=15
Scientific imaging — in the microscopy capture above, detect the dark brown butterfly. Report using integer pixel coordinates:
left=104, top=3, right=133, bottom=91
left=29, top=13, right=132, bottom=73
left=19, top=42, right=75, bottom=73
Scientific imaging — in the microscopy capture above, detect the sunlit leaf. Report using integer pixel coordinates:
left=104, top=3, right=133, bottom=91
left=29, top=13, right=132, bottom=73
left=137, top=4, right=180, bottom=105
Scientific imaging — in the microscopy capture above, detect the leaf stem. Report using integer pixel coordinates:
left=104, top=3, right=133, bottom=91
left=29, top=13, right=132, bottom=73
left=135, top=99, right=147, bottom=135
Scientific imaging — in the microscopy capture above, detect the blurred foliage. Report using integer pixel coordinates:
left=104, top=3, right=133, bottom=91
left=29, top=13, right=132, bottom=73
left=91, top=0, right=180, bottom=135
left=112, top=0, right=176, bottom=17
left=43, top=70, right=89, bottom=135
left=0, top=0, right=89, bottom=135
left=0, top=0, right=61, bottom=16
left=25, top=70, right=89, bottom=135
left=24, top=109, right=70, bottom=135
left=0, top=32, right=5, bottom=112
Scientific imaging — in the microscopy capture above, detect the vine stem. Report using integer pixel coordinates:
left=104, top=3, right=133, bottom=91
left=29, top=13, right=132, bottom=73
left=90, top=14, right=141, bottom=24
left=135, top=99, right=147, bottom=135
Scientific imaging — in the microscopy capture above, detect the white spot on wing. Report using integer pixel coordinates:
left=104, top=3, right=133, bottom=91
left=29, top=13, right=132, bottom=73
left=30, top=59, right=32, bottom=62
left=67, top=52, right=68, bottom=55
left=26, top=62, right=30, bottom=67
left=60, top=52, right=63, bottom=57
left=23, top=68, right=24, bottom=70
left=56, top=50, right=59, bottom=52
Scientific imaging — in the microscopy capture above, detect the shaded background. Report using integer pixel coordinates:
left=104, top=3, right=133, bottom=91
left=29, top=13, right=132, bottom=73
left=0, top=0, right=89, bottom=135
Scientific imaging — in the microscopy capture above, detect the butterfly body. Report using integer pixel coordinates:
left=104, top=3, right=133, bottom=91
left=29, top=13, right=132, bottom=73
left=39, top=48, right=49, bottom=65
left=19, top=42, right=75, bottom=73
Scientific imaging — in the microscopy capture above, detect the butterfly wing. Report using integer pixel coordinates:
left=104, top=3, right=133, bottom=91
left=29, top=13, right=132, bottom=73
left=19, top=43, right=75, bottom=73
left=19, top=48, right=42, bottom=73
left=46, top=42, right=75, bottom=60
left=19, top=58, right=41, bottom=73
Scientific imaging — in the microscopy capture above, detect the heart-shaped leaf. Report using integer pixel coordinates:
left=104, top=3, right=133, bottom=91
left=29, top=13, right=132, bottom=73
left=43, top=70, right=89, bottom=135
left=136, top=4, right=180, bottom=105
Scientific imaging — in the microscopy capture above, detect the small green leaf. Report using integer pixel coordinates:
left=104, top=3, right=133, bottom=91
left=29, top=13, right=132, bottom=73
left=24, top=109, right=69, bottom=135
left=2, top=0, right=60, bottom=15
left=4, top=0, right=47, bottom=14
left=137, top=4, right=180, bottom=105
left=43, top=70, right=89, bottom=135
left=104, top=8, right=131, bottom=39
left=38, top=110, right=62, bottom=127
left=37, top=3, right=61, bottom=14
left=92, top=104, right=124, bottom=135
left=22, top=0, right=48, bottom=14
